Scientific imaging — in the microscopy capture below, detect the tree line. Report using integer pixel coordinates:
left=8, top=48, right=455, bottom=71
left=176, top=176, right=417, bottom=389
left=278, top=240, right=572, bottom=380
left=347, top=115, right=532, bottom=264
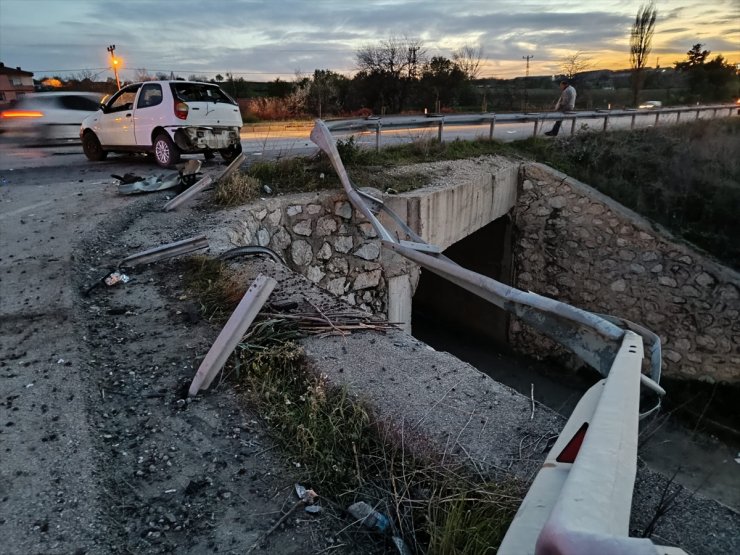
left=40, top=28, right=737, bottom=120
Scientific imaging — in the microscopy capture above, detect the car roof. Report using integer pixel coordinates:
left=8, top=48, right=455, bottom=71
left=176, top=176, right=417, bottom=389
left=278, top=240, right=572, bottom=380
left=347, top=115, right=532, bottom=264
left=129, top=80, right=216, bottom=86
left=25, top=91, right=103, bottom=97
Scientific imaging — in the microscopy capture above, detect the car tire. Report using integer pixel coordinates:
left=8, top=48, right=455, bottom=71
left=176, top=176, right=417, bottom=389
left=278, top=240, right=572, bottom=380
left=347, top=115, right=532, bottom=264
left=153, top=133, right=181, bottom=168
left=82, top=132, right=108, bottom=161
left=219, top=142, right=242, bottom=163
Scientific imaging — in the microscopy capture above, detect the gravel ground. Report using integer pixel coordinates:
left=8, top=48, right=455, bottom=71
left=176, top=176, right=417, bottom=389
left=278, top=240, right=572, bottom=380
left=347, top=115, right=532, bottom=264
left=0, top=161, right=383, bottom=554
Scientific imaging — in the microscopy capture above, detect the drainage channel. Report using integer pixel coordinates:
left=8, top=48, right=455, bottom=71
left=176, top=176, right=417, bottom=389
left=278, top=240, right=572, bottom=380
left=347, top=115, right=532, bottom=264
left=411, top=312, right=740, bottom=511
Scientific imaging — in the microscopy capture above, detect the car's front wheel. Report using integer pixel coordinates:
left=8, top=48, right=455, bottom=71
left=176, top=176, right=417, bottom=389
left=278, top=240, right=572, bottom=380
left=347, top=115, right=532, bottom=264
left=82, top=132, right=108, bottom=161
left=219, top=142, right=243, bottom=163
left=153, top=133, right=181, bottom=168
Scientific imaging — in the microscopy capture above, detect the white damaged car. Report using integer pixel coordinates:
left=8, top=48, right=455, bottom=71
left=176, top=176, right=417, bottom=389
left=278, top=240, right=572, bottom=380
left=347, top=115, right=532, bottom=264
left=80, top=80, right=243, bottom=167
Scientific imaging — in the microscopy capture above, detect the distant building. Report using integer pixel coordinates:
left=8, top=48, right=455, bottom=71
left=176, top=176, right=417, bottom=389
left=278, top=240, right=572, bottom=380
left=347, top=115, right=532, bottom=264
left=0, top=62, right=35, bottom=106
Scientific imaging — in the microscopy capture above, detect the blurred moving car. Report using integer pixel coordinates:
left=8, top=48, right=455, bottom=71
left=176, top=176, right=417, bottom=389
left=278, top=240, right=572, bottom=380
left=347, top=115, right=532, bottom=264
left=638, top=100, right=662, bottom=109
left=80, top=80, right=243, bottom=167
left=0, top=91, right=103, bottom=143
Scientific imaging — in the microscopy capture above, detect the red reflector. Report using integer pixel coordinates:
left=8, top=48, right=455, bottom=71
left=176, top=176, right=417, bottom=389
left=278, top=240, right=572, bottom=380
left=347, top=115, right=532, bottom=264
left=556, top=422, right=588, bottom=463
left=1, top=110, right=44, bottom=119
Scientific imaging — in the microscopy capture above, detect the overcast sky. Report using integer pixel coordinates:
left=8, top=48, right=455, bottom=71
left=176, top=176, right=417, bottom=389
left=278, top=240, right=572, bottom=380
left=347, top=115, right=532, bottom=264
left=1, top=0, right=738, bottom=82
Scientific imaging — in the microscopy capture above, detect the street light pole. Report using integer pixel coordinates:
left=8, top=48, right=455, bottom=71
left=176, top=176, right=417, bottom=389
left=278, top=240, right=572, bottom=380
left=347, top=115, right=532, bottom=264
left=107, top=44, right=121, bottom=90
left=522, top=55, right=533, bottom=111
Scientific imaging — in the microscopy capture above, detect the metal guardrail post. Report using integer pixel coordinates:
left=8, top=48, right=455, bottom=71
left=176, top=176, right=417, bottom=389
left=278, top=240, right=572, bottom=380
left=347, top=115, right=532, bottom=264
left=375, top=122, right=381, bottom=152
left=489, top=115, right=496, bottom=140
left=570, top=118, right=577, bottom=135
left=654, top=112, right=660, bottom=126
left=695, top=109, right=700, bottom=119
left=630, top=114, right=636, bottom=129
left=602, top=115, right=608, bottom=133
left=188, top=274, right=277, bottom=396
left=437, top=119, right=444, bottom=142
left=533, top=119, right=539, bottom=137
left=676, top=111, right=681, bottom=123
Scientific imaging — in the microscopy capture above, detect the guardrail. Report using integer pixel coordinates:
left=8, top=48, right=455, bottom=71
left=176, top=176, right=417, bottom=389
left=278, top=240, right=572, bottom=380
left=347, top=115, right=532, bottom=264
left=310, top=118, right=684, bottom=553
left=499, top=331, right=687, bottom=555
left=323, top=103, right=738, bottom=147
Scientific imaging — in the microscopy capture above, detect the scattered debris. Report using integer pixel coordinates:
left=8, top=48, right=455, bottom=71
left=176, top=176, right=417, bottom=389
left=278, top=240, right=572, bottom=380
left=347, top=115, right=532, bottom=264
left=163, top=154, right=244, bottom=211
left=103, top=271, right=129, bottom=287
left=118, top=160, right=204, bottom=197
left=347, top=501, right=389, bottom=532
left=189, top=274, right=277, bottom=396
left=116, top=173, right=180, bottom=195
left=118, top=234, right=209, bottom=268
left=392, top=536, right=413, bottom=555
left=162, top=175, right=213, bottom=211
left=247, top=482, right=319, bottom=553
left=218, top=245, right=285, bottom=265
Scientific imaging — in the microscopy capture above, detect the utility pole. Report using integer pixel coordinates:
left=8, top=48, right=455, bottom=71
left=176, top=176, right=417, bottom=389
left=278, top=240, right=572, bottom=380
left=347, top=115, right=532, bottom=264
left=522, top=55, right=533, bottom=111
left=107, top=44, right=121, bottom=90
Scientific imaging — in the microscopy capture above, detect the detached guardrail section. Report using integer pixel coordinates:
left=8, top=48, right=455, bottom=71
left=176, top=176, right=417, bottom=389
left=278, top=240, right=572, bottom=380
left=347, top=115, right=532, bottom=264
left=310, top=119, right=686, bottom=554
left=324, top=103, right=737, bottom=146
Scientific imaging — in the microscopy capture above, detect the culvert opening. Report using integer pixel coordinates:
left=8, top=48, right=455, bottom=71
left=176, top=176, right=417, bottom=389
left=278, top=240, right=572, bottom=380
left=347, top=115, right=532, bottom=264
left=411, top=213, right=600, bottom=416
left=412, top=216, right=513, bottom=348
left=409, top=212, right=740, bottom=510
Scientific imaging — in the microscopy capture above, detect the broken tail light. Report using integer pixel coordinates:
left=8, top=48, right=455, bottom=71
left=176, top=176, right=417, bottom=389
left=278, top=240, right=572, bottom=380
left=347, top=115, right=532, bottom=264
left=1, top=110, right=44, bottom=119
left=174, top=101, right=188, bottom=120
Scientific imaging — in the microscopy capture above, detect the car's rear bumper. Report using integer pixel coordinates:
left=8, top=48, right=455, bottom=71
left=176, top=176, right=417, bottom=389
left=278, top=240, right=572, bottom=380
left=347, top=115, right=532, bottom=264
left=171, top=126, right=241, bottom=151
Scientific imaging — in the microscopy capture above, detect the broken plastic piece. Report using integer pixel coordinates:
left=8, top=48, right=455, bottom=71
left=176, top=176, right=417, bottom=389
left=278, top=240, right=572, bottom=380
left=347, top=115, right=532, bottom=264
left=103, top=271, right=129, bottom=286
left=117, top=173, right=181, bottom=195
left=347, top=501, right=389, bottom=532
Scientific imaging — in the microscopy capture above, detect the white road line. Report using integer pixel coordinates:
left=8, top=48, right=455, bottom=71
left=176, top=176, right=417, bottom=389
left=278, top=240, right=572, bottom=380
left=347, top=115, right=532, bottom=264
left=0, top=199, right=54, bottom=220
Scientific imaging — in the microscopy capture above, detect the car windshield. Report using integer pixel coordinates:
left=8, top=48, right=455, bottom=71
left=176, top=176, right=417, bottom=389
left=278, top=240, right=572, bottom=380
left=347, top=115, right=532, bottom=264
left=170, top=83, right=235, bottom=104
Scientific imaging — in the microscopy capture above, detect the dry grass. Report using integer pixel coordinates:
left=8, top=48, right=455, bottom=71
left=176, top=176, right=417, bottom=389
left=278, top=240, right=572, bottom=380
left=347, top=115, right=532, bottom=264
left=182, top=258, right=523, bottom=553
left=235, top=339, right=522, bottom=553
left=213, top=171, right=262, bottom=206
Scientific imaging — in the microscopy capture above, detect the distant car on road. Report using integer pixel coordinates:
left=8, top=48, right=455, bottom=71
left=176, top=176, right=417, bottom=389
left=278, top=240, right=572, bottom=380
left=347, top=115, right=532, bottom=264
left=0, top=91, right=103, bottom=143
left=80, top=80, right=243, bottom=167
left=638, top=100, right=662, bottom=109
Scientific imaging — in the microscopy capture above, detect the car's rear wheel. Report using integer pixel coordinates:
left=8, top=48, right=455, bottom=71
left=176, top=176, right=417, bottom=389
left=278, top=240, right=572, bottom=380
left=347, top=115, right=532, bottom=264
left=153, top=133, right=181, bottom=168
left=219, top=142, right=242, bottom=163
left=82, top=132, right=108, bottom=161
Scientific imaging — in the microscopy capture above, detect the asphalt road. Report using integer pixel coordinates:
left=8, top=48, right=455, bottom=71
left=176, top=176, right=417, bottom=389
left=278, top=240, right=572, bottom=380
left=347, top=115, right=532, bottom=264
left=1, top=107, right=726, bottom=172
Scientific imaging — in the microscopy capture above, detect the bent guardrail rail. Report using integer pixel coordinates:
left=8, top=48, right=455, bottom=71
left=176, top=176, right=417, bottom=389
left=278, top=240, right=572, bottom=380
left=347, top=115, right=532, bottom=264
left=311, top=119, right=664, bottom=403
left=499, top=332, right=686, bottom=555
left=310, top=118, right=682, bottom=552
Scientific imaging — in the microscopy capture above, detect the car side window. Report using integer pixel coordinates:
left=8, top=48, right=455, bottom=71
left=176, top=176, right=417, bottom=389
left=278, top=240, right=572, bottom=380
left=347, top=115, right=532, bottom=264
left=106, top=85, right=141, bottom=113
left=60, top=95, right=101, bottom=111
left=137, top=84, right=163, bottom=109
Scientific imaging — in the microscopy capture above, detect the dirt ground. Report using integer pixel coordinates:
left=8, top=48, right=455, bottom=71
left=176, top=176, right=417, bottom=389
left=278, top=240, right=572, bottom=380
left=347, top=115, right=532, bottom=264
left=0, top=158, right=385, bottom=554
left=2, top=152, right=739, bottom=555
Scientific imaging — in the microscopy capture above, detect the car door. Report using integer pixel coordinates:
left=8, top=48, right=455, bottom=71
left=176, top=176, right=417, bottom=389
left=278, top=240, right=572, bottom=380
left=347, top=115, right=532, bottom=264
left=96, top=84, right=141, bottom=146
left=133, top=83, right=164, bottom=146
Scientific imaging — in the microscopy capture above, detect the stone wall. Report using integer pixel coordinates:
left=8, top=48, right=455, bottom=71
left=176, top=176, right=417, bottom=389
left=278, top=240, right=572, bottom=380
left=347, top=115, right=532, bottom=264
left=219, top=156, right=519, bottom=331
left=223, top=190, right=390, bottom=314
left=512, top=162, right=739, bottom=384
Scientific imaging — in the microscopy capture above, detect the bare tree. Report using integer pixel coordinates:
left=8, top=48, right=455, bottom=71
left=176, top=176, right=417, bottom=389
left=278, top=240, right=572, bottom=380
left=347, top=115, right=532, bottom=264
left=356, top=36, right=426, bottom=78
left=560, top=51, right=592, bottom=80
left=452, top=44, right=484, bottom=80
left=630, top=2, right=657, bottom=106
left=355, top=36, right=426, bottom=112
left=134, top=68, right=154, bottom=82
